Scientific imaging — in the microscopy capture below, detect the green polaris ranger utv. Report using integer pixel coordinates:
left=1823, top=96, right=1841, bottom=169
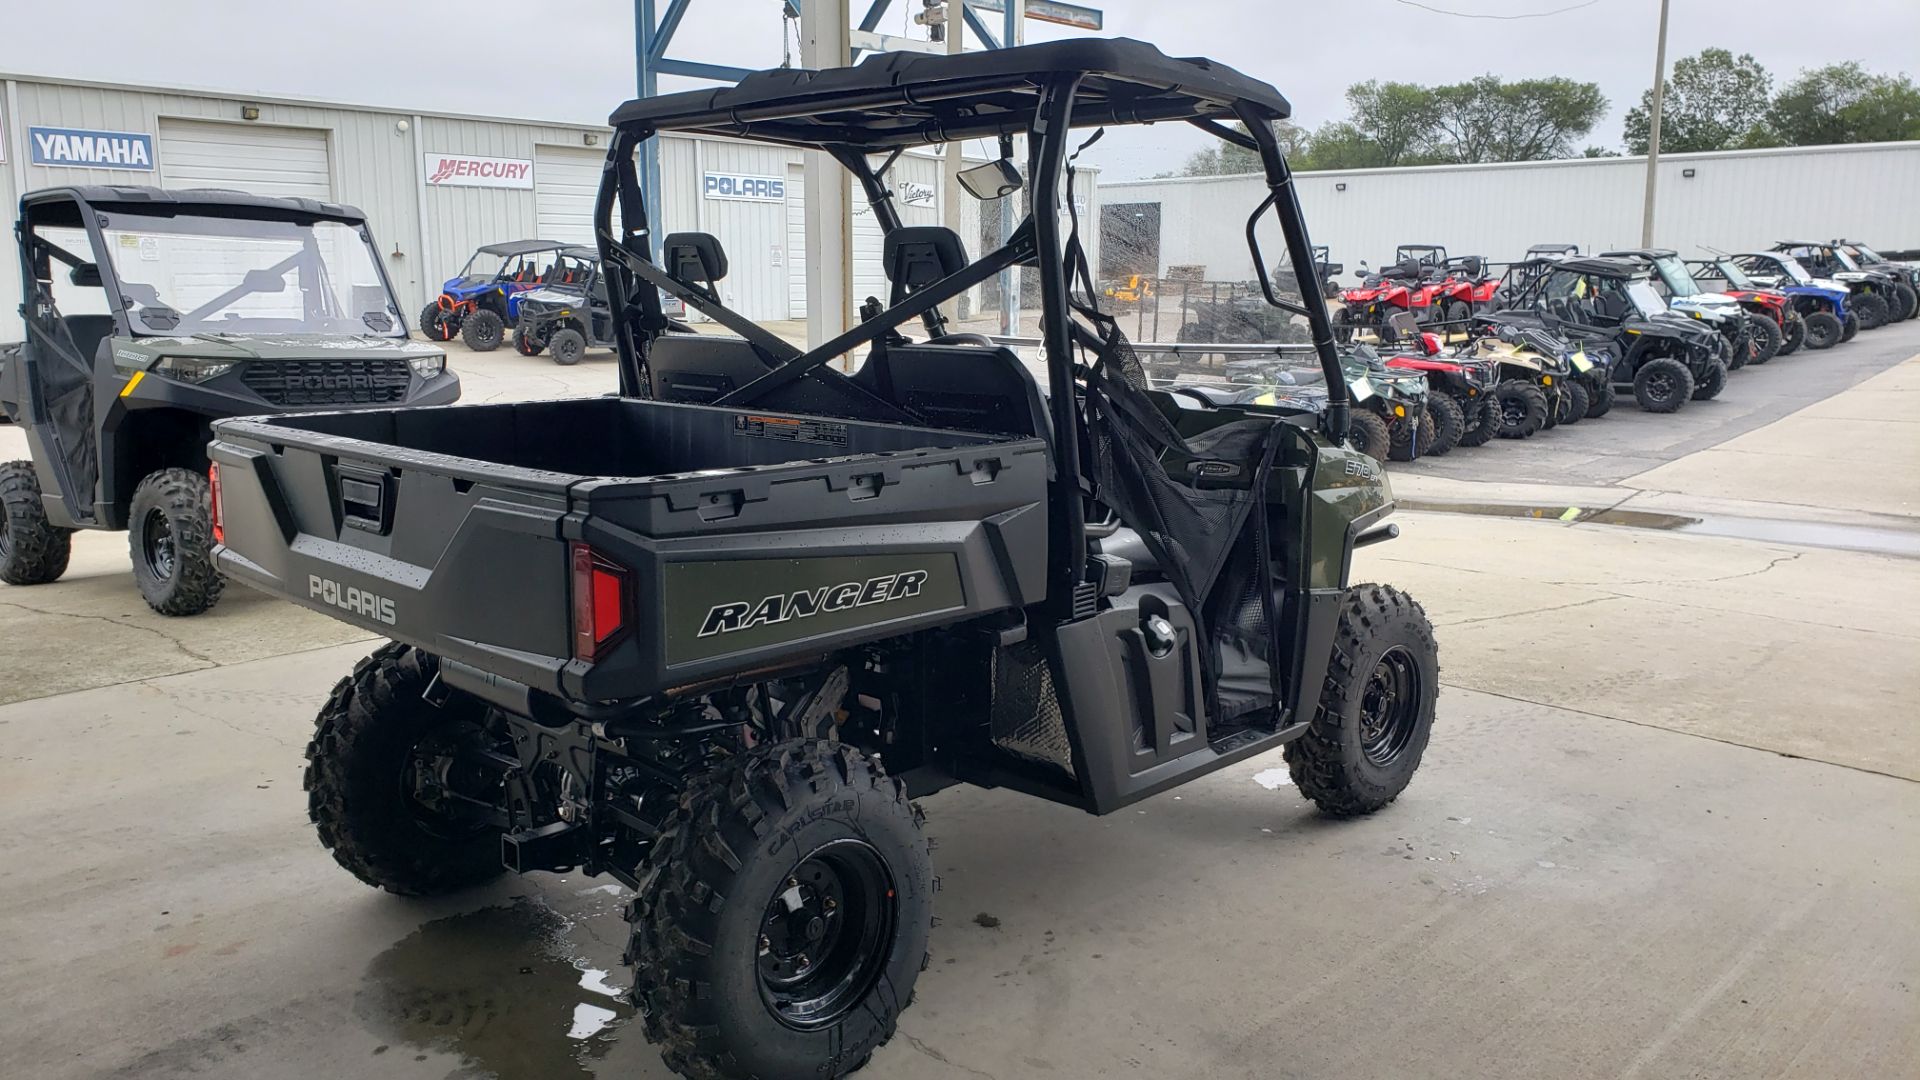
left=210, top=40, right=1438, bottom=1080
left=0, top=187, right=460, bottom=614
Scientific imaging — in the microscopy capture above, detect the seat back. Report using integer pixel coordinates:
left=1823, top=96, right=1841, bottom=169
left=860, top=342, right=1049, bottom=438
left=648, top=334, right=772, bottom=404
left=884, top=226, right=969, bottom=306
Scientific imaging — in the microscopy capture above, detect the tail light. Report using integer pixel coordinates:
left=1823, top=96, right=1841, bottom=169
left=208, top=462, right=224, bottom=545
left=571, top=542, right=630, bottom=662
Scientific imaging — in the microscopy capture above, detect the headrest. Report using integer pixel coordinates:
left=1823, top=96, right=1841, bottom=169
left=884, top=226, right=969, bottom=290
left=662, top=232, right=728, bottom=284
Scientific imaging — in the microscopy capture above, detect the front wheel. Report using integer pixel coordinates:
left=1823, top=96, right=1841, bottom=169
left=1454, top=392, right=1500, bottom=448
left=1387, top=411, right=1435, bottom=462
left=630, top=740, right=932, bottom=1080
left=548, top=327, right=588, bottom=366
left=1839, top=311, right=1859, bottom=343
left=1746, top=315, right=1781, bottom=364
left=128, top=467, right=223, bottom=616
left=1331, top=307, right=1355, bottom=345
left=1632, top=357, right=1693, bottom=413
left=1491, top=380, right=1548, bottom=439
left=419, top=303, right=457, bottom=342
left=1424, top=393, right=1465, bottom=455
left=1345, top=410, right=1391, bottom=463
left=1777, top=313, right=1804, bottom=357
left=1691, top=360, right=1728, bottom=401
left=461, top=308, right=506, bottom=352
left=1891, top=282, right=1919, bottom=322
left=305, top=644, right=511, bottom=895
left=512, top=323, right=546, bottom=356
left=0, top=461, right=72, bottom=586
left=1853, top=293, right=1888, bottom=330
left=1556, top=380, right=1589, bottom=425
left=1286, top=584, right=1439, bottom=817
left=1803, top=311, right=1842, bottom=350
left=1584, top=376, right=1615, bottom=419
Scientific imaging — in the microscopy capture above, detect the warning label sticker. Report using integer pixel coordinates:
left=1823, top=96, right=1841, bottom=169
left=731, top=414, right=850, bottom=448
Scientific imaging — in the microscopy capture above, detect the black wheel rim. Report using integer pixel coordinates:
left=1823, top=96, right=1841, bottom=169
left=1646, top=370, right=1676, bottom=402
left=142, top=507, right=175, bottom=580
left=1358, top=645, right=1423, bottom=767
left=1501, top=395, right=1526, bottom=425
left=757, top=838, right=896, bottom=1031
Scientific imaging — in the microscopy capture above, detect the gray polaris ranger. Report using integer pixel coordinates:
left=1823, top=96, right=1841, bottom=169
left=0, top=187, right=459, bottom=614
left=210, top=40, right=1438, bottom=1080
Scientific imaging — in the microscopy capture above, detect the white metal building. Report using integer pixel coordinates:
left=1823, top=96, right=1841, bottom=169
left=1, top=73, right=1086, bottom=340
left=1097, top=141, right=1920, bottom=284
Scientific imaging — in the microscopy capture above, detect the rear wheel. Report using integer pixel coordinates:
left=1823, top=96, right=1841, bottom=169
left=630, top=740, right=932, bottom=1080
left=305, top=644, right=511, bottom=896
left=1746, top=315, right=1781, bottom=364
left=1778, top=313, right=1804, bottom=356
left=1423, top=394, right=1464, bottom=455
left=1557, top=381, right=1589, bottom=425
left=461, top=308, right=506, bottom=352
left=0, top=461, right=72, bottom=586
left=1891, top=282, right=1919, bottom=321
left=419, top=303, right=457, bottom=342
left=128, top=467, right=223, bottom=616
left=548, top=327, right=588, bottom=366
left=1803, top=310, right=1842, bottom=349
left=1454, top=393, right=1499, bottom=448
left=1443, top=299, right=1471, bottom=332
left=1632, top=357, right=1693, bottom=413
left=1854, top=293, right=1888, bottom=330
left=1346, top=411, right=1391, bottom=463
left=1286, top=584, right=1439, bottom=817
left=1491, top=381, right=1548, bottom=439
left=1584, top=376, right=1615, bottom=419
left=1691, top=360, right=1728, bottom=401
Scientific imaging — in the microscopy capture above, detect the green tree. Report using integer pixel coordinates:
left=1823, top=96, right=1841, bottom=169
left=1624, top=49, right=1774, bottom=154
left=1766, top=62, right=1920, bottom=146
left=1429, top=76, right=1609, bottom=163
left=1344, top=81, right=1438, bottom=166
left=1178, top=120, right=1311, bottom=176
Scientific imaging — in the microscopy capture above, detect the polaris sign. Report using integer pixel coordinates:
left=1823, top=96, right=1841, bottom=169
left=29, top=126, right=154, bottom=171
left=703, top=172, right=785, bottom=202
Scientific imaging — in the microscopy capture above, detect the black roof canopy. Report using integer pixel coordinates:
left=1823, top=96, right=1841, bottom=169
left=1543, top=256, right=1649, bottom=279
left=477, top=239, right=581, bottom=257
left=22, top=184, right=368, bottom=224
left=608, top=37, right=1291, bottom=150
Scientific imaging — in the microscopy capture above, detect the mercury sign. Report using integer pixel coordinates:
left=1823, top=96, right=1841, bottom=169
left=704, top=172, right=785, bottom=202
left=29, top=126, right=154, bottom=170
left=422, top=152, right=534, bottom=189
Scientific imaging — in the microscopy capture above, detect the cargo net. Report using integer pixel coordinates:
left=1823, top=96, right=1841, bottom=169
left=1066, top=193, right=1289, bottom=720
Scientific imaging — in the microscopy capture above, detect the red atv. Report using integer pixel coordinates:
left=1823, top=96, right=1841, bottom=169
left=1379, top=332, right=1501, bottom=452
left=1334, top=245, right=1454, bottom=343
left=1687, top=257, right=1806, bottom=357
left=1436, top=256, right=1502, bottom=327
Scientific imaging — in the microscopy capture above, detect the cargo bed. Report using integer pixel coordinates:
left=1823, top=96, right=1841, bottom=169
left=211, top=397, right=1050, bottom=704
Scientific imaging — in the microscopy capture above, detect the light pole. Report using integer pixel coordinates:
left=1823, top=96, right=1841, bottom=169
left=1639, top=0, right=1671, bottom=246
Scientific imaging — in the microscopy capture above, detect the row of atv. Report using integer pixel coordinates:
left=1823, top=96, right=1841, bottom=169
left=1330, top=239, right=1919, bottom=353
left=1192, top=240, right=1919, bottom=464
left=419, top=240, right=662, bottom=365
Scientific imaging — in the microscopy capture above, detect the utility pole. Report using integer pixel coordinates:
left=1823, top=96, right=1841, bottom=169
left=1639, top=0, right=1671, bottom=247
left=941, top=1, right=966, bottom=327
left=998, top=0, right=1025, bottom=336
left=802, top=0, right=852, bottom=352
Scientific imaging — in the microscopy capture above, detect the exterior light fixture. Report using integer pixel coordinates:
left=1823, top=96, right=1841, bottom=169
left=241, top=105, right=260, bottom=121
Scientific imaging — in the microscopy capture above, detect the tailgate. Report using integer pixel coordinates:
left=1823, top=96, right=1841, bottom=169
left=210, top=418, right=579, bottom=694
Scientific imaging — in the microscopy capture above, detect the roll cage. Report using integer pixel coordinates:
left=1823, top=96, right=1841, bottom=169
left=590, top=38, right=1350, bottom=619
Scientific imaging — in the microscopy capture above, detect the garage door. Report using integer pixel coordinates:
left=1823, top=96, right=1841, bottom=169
left=535, top=145, right=605, bottom=246
left=786, top=165, right=807, bottom=319
left=158, top=120, right=330, bottom=200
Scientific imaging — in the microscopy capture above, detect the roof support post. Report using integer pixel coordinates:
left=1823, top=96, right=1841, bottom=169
left=802, top=0, right=853, bottom=353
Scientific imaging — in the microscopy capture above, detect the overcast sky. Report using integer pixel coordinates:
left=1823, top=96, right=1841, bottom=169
left=4, top=0, right=1917, bottom=179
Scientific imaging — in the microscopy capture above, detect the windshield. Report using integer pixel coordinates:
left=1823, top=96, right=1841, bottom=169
left=1625, top=280, right=1668, bottom=315
left=1843, top=243, right=1883, bottom=265
left=1714, top=260, right=1755, bottom=290
left=1651, top=255, right=1700, bottom=297
left=97, top=211, right=402, bottom=337
left=1826, top=247, right=1861, bottom=272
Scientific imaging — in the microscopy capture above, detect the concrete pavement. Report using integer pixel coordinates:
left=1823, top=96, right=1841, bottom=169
left=1, top=326, right=1917, bottom=1080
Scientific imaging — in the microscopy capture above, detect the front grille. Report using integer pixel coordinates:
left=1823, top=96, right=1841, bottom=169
left=239, top=358, right=413, bottom=408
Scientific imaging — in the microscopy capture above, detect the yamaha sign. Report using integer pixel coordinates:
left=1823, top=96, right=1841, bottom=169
left=29, top=126, right=154, bottom=171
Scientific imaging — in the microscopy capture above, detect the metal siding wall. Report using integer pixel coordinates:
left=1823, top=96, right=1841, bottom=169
left=1102, top=143, right=1920, bottom=282
left=2, top=86, right=21, bottom=341
left=692, top=140, right=801, bottom=321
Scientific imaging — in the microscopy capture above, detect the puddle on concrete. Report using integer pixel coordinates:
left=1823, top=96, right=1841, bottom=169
left=358, top=898, right=634, bottom=1078
left=1399, top=498, right=1920, bottom=559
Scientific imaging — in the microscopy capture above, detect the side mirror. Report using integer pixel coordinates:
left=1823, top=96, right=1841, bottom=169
left=242, top=268, right=288, bottom=293
left=958, top=159, right=1022, bottom=201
